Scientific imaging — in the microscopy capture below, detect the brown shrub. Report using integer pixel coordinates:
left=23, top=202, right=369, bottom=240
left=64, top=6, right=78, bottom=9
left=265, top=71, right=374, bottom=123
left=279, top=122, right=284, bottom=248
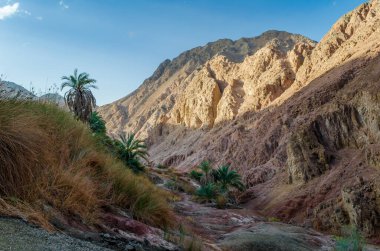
left=0, top=100, right=174, bottom=229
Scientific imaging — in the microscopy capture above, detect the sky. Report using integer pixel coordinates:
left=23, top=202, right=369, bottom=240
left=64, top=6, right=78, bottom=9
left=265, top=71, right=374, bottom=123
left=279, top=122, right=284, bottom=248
left=0, top=0, right=366, bottom=105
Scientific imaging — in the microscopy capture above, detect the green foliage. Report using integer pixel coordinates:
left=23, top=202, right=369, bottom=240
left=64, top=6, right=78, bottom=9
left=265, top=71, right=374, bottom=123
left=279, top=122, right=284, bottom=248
left=61, top=69, right=97, bottom=122
left=89, top=112, right=106, bottom=135
left=114, top=133, right=148, bottom=173
left=191, top=161, right=245, bottom=207
left=335, top=226, right=366, bottom=251
left=87, top=114, right=148, bottom=174
left=189, top=170, right=203, bottom=181
left=213, top=165, right=245, bottom=192
left=195, top=183, right=219, bottom=202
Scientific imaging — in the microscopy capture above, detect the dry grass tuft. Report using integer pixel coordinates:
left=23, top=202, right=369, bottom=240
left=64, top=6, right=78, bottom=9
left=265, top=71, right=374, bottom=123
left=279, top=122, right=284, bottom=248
left=0, top=100, right=174, bottom=229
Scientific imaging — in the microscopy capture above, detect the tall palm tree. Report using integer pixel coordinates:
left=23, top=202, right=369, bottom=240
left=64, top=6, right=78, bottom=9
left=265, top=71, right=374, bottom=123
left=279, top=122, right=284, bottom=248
left=117, top=133, right=149, bottom=173
left=61, top=69, right=97, bottom=122
left=213, top=165, right=245, bottom=191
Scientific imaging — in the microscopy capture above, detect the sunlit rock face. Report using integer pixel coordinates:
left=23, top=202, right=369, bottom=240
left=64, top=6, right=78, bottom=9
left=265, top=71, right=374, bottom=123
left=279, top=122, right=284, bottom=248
left=100, top=0, right=380, bottom=237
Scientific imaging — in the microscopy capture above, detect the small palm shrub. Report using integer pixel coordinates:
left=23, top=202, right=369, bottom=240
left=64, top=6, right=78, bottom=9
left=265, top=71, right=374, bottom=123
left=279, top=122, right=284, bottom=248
left=213, top=165, right=245, bottom=192
left=192, top=161, right=245, bottom=207
left=114, top=134, right=148, bottom=173
left=89, top=111, right=106, bottom=135
left=195, top=183, right=219, bottom=202
left=87, top=113, right=148, bottom=173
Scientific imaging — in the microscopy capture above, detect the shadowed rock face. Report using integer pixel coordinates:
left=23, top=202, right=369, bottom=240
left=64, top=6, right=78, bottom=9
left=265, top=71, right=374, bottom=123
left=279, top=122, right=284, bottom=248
left=100, top=0, right=380, bottom=238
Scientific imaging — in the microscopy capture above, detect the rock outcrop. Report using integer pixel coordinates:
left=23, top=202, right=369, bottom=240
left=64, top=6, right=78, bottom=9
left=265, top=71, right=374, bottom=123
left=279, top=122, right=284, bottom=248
left=0, top=80, right=66, bottom=107
left=0, top=81, right=35, bottom=100
left=98, top=31, right=315, bottom=138
left=100, top=0, right=380, bottom=238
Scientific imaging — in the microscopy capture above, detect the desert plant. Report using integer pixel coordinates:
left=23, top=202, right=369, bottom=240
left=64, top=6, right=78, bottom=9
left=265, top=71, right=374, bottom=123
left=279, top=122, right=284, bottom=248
left=195, top=183, right=219, bottom=202
left=115, top=133, right=149, bottom=173
left=212, top=165, right=245, bottom=192
left=61, top=69, right=97, bottom=122
left=89, top=111, right=107, bottom=135
left=189, top=170, right=203, bottom=181
left=0, top=100, right=174, bottom=229
left=335, top=226, right=366, bottom=251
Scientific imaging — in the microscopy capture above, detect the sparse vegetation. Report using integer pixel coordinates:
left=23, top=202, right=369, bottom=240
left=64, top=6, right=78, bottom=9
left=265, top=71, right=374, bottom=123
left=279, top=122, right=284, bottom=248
left=0, top=100, right=174, bottom=229
left=213, top=165, right=245, bottom=192
left=89, top=111, right=107, bottom=135
left=189, top=170, right=203, bottom=181
left=88, top=112, right=149, bottom=173
left=195, top=183, right=219, bottom=202
left=190, top=161, right=245, bottom=207
left=114, top=133, right=149, bottom=173
left=334, top=226, right=366, bottom=251
left=61, top=69, right=97, bottom=123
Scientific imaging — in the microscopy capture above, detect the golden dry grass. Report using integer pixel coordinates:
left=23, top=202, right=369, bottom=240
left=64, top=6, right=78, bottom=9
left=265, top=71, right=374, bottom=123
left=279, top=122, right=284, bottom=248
left=0, top=100, right=174, bottom=229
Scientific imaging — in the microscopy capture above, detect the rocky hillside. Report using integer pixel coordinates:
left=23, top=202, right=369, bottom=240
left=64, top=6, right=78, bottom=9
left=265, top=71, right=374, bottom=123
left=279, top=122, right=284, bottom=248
left=0, top=81, right=35, bottom=100
left=99, top=0, right=380, bottom=240
left=0, top=81, right=65, bottom=107
left=98, top=30, right=315, bottom=138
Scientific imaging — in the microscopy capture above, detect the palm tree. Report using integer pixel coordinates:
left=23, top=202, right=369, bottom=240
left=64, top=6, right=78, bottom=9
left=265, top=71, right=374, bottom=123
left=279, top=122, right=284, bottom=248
left=61, top=69, right=97, bottom=122
left=117, top=133, right=149, bottom=173
left=213, top=165, right=245, bottom=191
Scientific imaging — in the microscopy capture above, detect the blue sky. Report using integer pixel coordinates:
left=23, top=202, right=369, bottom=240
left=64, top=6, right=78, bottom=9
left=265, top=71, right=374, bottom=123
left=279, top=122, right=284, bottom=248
left=0, top=0, right=366, bottom=105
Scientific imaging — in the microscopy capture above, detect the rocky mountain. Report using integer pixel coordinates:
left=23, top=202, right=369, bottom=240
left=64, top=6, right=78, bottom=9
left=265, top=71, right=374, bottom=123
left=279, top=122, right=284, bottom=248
left=99, top=0, right=380, bottom=240
left=0, top=81, right=35, bottom=100
left=98, top=30, right=315, bottom=138
left=0, top=81, right=65, bottom=107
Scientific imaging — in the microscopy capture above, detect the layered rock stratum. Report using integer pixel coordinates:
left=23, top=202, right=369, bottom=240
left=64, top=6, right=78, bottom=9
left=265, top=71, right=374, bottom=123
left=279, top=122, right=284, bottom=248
left=99, top=0, right=380, bottom=240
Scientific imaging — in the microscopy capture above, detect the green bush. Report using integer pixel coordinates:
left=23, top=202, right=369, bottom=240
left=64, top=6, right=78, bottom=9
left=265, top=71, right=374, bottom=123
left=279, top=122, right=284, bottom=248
left=89, top=111, right=107, bottom=135
left=189, top=170, right=203, bottom=181
left=191, top=162, right=245, bottom=206
left=195, top=183, right=219, bottom=202
left=213, top=165, right=245, bottom=192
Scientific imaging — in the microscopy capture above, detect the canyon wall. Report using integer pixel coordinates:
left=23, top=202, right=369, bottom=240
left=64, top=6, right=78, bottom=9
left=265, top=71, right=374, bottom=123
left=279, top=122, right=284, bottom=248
left=99, top=0, right=380, bottom=238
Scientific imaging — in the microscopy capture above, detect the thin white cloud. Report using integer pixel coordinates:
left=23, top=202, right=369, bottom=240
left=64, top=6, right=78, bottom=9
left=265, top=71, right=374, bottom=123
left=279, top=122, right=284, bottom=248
left=59, top=0, right=69, bottom=10
left=36, top=16, right=43, bottom=21
left=0, top=2, right=19, bottom=20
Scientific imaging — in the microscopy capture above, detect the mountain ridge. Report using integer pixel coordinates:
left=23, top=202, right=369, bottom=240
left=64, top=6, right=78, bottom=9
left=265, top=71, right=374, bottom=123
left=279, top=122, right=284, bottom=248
left=99, top=0, right=380, bottom=239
